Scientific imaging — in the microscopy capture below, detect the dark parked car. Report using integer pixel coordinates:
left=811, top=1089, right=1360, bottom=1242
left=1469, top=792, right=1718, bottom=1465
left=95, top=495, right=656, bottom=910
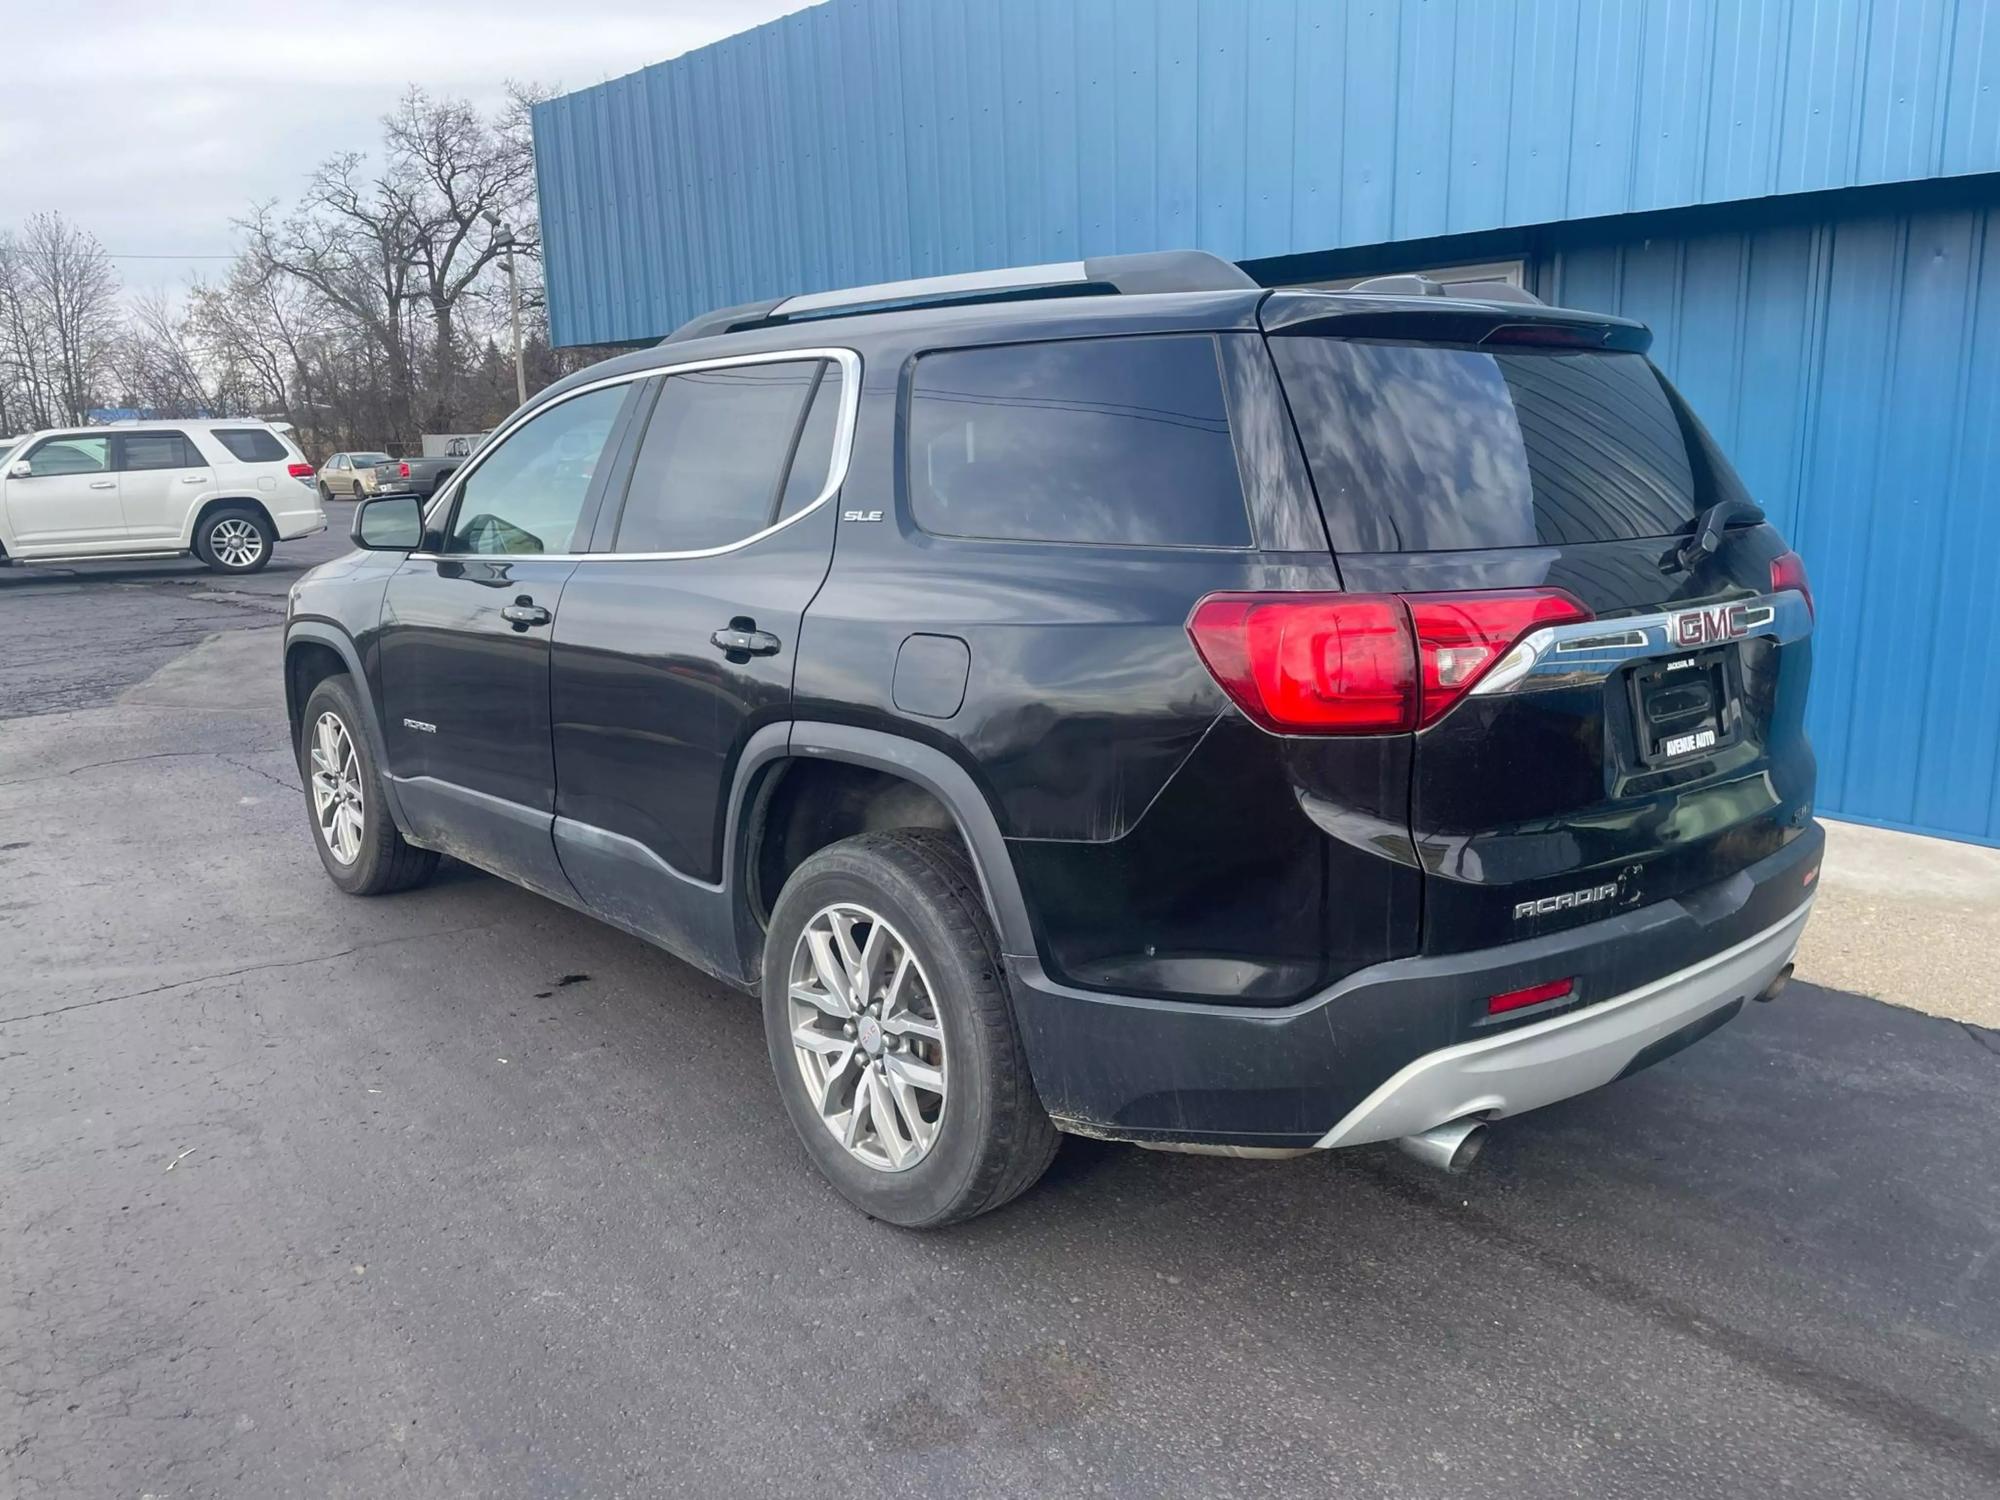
left=282, top=252, right=1820, bottom=1226
left=371, top=454, right=462, bottom=497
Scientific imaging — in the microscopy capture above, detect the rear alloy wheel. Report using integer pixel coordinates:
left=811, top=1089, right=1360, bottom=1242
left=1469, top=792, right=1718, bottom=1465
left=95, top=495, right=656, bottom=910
left=195, top=506, right=273, bottom=574
left=787, top=903, right=949, bottom=1172
left=762, top=830, right=1058, bottom=1227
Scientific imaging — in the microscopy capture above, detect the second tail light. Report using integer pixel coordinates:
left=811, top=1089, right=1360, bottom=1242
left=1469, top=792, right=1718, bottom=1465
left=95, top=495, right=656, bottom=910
left=1187, top=588, right=1591, bottom=735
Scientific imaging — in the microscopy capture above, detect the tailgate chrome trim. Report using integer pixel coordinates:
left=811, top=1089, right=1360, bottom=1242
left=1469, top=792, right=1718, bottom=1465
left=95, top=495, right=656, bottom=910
left=1313, top=897, right=1814, bottom=1149
left=1475, top=589, right=1811, bottom=696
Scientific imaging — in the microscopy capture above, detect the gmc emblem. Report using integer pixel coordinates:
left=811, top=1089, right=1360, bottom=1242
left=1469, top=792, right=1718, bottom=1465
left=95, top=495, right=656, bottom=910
left=1668, top=602, right=1749, bottom=649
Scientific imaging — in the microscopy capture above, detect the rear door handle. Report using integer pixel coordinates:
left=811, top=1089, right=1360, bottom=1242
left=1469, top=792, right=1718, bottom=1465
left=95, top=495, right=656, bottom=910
left=710, top=626, right=782, bottom=656
left=89, top=479, right=115, bottom=490
left=501, top=602, right=551, bottom=629
left=180, top=473, right=208, bottom=483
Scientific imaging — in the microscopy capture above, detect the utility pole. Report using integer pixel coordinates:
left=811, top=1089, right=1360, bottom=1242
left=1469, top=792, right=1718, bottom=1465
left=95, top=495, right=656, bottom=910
left=485, top=211, right=526, bottom=409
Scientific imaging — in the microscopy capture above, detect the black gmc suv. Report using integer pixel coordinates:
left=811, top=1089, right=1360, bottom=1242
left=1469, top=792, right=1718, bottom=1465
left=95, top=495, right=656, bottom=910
left=283, top=252, right=1821, bottom=1227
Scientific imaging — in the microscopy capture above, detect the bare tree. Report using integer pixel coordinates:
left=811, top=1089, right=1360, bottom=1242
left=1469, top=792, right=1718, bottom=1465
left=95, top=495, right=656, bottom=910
left=384, top=84, right=543, bottom=426
left=237, top=86, right=545, bottom=447
left=109, top=290, right=223, bottom=416
left=0, top=232, right=56, bottom=431
left=13, top=213, right=118, bottom=423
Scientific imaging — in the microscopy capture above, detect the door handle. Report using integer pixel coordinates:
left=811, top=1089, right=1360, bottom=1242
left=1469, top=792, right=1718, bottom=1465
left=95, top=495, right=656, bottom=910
left=710, top=625, right=782, bottom=657
left=89, top=479, right=115, bottom=490
left=501, top=601, right=551, bottom=629
left=180, top=474, right=207, bottom=483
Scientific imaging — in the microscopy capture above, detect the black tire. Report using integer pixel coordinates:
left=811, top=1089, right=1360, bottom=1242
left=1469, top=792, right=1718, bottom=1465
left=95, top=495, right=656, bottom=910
left=317, top=481, right=333, bottom=504
left=193, top=504, right=274, bottom=574
left=297, top=675, right=438, bottom=896
left=762, top=829, right=1058, bottom=1228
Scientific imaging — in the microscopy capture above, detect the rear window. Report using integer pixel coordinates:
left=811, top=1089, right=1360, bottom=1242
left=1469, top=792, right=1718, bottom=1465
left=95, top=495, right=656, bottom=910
left=1268, top=337, right=1750, bottom=553
left=212, top=428, right=289, bottom=463
left=907, top=334, right=1250, bottom=548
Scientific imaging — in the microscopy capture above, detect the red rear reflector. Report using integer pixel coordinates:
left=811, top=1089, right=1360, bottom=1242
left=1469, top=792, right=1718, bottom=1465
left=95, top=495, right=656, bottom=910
left=287, top=462, right=313, bottom=478
left=1187, top=589, right=1590, bottom=735
left=1771, top=550, right=1813, bottom=620
left=1487, top=977, right=1574, bottom=1015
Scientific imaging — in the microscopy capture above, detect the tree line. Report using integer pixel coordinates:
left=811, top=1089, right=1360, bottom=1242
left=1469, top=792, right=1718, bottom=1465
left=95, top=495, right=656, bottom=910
left=0, top=86, right=616, bottom=459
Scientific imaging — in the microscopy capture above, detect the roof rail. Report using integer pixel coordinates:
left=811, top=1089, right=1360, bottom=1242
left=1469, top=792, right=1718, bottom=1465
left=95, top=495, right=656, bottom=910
left=661, top=250, right=1258, bottom=344
left=1346, top=272, right=1545, bottom=307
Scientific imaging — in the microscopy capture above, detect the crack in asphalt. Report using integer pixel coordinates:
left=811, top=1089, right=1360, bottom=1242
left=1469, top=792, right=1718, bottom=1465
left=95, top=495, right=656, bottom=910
left=1960, top=1021, right=2000, bottom=1059
left=215, top=753, right=301, bottom=793
left=0, top=922, right=504, bottom=1028
left=0, top=749, right=227, bottom=789
left=1356, top=1158, right=2000, bottom=1485
left=0, top=746, right=286, bottom=791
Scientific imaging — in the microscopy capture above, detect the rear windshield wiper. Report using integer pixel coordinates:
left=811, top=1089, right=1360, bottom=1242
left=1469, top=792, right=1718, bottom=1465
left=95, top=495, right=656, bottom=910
left=1675, top=498, right=1764, bottom=572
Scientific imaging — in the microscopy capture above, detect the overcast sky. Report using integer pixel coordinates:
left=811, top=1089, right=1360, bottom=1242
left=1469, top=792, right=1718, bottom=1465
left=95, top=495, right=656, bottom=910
left=1, top=0, right=810, bottom=301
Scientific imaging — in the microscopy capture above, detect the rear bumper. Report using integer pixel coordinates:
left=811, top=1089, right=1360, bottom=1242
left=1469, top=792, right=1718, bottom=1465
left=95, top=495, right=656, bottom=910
left=273, top=501, right=327, bottom=540
left=1008, top=822, right=1822, bottom=1149
left=1314, top=898, right=1807, bottom=1148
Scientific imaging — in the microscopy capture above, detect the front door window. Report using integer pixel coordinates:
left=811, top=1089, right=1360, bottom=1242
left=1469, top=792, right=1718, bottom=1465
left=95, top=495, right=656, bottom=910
left=444, top=386, right=626, bottom=555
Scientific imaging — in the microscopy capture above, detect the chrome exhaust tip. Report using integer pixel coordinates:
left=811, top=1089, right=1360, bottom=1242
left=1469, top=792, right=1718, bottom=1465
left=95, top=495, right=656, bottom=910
left=1754, top=962, right=1795, bottom=1003
left=1397, top=1118, right=1488, bottom=1174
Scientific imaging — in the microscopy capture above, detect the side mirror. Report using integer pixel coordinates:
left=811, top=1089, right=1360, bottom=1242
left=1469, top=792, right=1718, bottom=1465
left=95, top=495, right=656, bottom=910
left=351, top=493, right=425, bottom=551
left=8, top=459, right=30, bottom=479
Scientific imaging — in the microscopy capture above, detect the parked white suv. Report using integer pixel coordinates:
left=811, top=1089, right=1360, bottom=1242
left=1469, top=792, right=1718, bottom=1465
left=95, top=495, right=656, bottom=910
left=0, top=420, right=326, bottom=574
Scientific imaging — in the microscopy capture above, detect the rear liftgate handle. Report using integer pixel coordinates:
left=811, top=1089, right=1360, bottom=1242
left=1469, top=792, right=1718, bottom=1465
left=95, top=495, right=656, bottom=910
left=501, top=597, right=551, bottom=630
left=710, top=620, right=782, bottom=658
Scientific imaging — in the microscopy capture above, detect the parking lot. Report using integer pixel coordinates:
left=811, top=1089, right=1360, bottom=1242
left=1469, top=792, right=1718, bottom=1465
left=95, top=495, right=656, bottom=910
left=2, top=518, right=1997, bottom=1499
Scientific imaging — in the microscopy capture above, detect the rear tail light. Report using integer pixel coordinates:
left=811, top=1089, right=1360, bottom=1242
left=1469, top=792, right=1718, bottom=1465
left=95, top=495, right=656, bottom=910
left=1187, top=588, right=1590, bottom=735
left=286, top=462, right=313, bottom=478
left=1487, top=977, right=1574, bottom=1015
left=399, top=461, right=411, bottom=477
left=1770, top=550, right=1813, bottom=620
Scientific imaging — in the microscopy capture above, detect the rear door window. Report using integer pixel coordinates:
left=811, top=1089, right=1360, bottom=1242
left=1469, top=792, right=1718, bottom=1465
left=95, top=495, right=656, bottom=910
left=612, top=359, right=827, bottom=553
left=116, top=432, right=204, bottom=471
left=1267, top=337, right=1749, bottom=553
left=906, top=334, right=1250, bottom=548
left=212, top=428, right=289, bottom=463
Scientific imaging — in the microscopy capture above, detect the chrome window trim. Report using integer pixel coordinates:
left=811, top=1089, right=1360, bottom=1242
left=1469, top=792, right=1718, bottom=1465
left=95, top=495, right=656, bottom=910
left=411, top=346, right=862, bottom=563
left=1473, top=590, right=1812, bottom=697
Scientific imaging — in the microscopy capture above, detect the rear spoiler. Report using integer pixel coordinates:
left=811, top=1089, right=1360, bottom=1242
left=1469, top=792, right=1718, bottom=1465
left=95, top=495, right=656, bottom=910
left=1261, top=288, right=1652, bottom=353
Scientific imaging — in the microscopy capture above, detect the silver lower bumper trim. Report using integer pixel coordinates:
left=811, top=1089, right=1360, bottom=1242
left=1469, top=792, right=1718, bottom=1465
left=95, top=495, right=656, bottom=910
left=1315, top=898, right=1815, bottom=1150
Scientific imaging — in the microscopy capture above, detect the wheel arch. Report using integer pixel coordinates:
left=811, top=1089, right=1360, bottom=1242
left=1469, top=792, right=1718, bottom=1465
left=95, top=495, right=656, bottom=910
left=728, top=722, right=1037, bottom=964
left=284, top=622, right=410, bottom=832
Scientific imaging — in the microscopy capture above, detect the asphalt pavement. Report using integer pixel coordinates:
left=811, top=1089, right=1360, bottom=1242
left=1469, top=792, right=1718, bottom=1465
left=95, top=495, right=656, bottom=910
left=3, top=518, right=1997, bottom=1499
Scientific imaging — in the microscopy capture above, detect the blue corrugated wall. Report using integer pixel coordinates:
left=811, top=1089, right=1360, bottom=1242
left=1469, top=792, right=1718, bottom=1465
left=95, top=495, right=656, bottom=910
left=535, top=0, right=2000, bottom=346
left=533, top=0, right=2000, bottom=843
left=1544, top=197, right=2000, bottom=845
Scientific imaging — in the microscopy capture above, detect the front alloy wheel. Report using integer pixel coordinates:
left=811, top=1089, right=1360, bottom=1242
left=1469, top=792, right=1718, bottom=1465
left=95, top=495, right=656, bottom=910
left=309, top=710, right=363, bottom=864
left=788, top=903, right=948, bottom=1172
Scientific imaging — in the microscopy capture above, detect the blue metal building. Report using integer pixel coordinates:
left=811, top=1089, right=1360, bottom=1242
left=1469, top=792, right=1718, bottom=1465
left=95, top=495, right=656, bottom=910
left=532, top=0, right=2000, bottom=845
